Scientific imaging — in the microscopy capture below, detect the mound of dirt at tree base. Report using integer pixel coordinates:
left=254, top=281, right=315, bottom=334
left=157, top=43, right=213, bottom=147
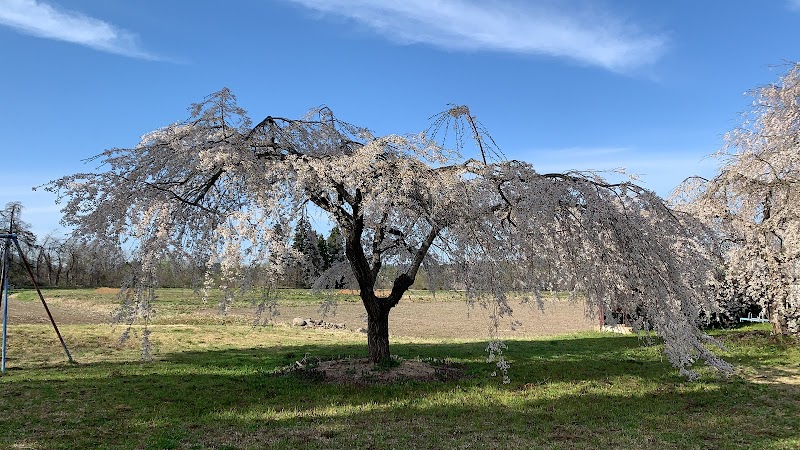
left=309, top=358, right=464, bottom=384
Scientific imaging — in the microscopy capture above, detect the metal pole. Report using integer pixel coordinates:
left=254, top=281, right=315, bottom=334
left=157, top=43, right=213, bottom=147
left=11, top=236, right=74, bottom=364
left=2, top=207, right=15, bottom=373
left=1, top=236, right=11, bottom=373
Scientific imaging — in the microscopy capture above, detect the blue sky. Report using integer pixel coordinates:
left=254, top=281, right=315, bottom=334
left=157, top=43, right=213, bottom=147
left=1, top=0, right=799, bottom=238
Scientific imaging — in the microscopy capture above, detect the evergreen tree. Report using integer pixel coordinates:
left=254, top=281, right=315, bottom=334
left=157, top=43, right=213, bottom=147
left=291, top=215, right=323, bottom=287
left=322, top=226, right=347, bottom=288
left=317, top=235, right=330, bottom=271
left=325, top=226, right=345, bottom=266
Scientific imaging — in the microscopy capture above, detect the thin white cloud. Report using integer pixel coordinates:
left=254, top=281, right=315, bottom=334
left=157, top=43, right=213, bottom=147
left=789, top=0, right=800, bottom=10
left=288, top=0, right=667, bottom=72
left=0, top=0, right=159, bottom=60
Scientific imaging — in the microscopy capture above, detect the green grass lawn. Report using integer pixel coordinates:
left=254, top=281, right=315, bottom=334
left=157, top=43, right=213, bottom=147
left=0, top=318, right=798, bottom=449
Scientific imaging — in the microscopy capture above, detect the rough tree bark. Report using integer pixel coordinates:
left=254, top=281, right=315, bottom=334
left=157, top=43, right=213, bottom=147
left=364, top=295, right=391, bottom=362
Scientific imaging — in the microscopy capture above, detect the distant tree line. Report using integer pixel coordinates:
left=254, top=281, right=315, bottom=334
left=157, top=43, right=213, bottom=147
left=1, top=202, right=129, bottom=288
left=2, top=202, right=371, bottom=290
left=0, top=201, right=631, bottom=293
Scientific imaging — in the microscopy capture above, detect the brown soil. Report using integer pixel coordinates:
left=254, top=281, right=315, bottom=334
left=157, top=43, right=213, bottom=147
left=3, top=293, right=598, bottom=340
left=272, top=299, right=598, bottom=339
left=94, top=287, right=121, bottom=294
left=746, top=366, right=800, bottom=385
left=3, top=295, right=112, bottom=325
left=311, top=358, right=463, bottom=384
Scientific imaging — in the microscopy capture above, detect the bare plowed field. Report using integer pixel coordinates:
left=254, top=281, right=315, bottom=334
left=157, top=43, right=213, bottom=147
left=5, top=292, right=598, bottom=339
left=271, top=300, right=598, bottom=339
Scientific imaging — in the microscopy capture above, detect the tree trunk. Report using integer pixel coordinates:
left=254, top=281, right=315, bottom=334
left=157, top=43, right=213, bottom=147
left=770, top=305, right=799, bottom=335
left=366, top=307, right=391, bottom=363
left=770, top=312, right=786, bottom=335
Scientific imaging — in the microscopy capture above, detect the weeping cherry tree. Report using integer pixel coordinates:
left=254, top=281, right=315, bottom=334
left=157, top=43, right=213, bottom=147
left=674, top=62, right=800, bottom=335
left=47, top=89, right=732, bottom=378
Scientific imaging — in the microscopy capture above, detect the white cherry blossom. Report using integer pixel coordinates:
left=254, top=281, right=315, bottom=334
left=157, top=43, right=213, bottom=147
left=674, top=63, right=800, bottom=335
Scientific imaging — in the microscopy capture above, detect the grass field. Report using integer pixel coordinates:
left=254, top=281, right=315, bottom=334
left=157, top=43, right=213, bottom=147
left=0, top=288, right=798, bottom=449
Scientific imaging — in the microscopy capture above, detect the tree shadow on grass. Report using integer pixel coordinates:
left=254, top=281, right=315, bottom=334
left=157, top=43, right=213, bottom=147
left=1, top=335, right=798, bottom=449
